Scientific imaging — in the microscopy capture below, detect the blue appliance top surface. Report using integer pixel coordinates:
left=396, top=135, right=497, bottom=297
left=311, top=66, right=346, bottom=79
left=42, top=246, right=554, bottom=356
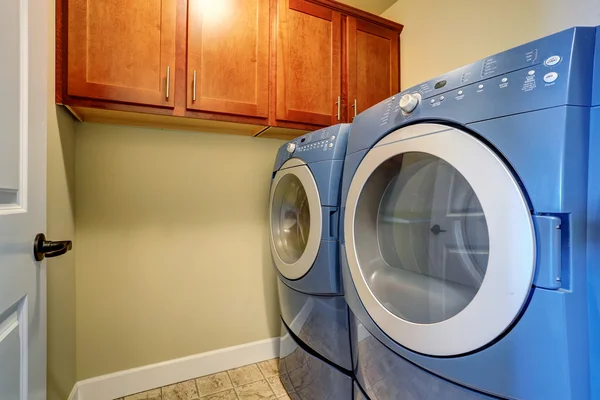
left=273, top=124, right=350, bottom=172
left=347, top=26, right=597, bottom=155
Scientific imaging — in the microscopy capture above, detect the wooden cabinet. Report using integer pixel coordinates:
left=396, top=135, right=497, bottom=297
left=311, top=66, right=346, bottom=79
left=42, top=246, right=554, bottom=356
left=56, top=0, right=402, bottom=139
left=187, top=0, right=270, bottom=118
left=276, top=0, right=341, bottom=127
left=346, top=17, right=399, bottom=121
left=67, top=0, right=177, bottom=107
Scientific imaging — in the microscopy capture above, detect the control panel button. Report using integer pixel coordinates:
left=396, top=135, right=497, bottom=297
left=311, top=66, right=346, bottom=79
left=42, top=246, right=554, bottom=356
left=430, top=99, right=435, bottom=104
left=478, top=84, right=484, bottom=89
left=330, top=135, right=335, bottom=140
left=399, top=93, right=420, bottom=114
left=544, top=55, right=561, bottom=66
left=457, top=90, right=463, bottom=95
left=501, top=77, right=508, bottom=83
left=544, top=72, right=558, bottom=83
left=528, top=70, right=535, bottom=76
left=439, top=96, right=445, bottom=101
left=286, top=143, right=296, bottom=153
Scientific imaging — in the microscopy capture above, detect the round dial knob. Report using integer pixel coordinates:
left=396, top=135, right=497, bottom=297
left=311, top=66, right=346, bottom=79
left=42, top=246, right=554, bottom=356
left=399, top=93, right=420, bottom=114
left=286, top=143, right=296, bottom=153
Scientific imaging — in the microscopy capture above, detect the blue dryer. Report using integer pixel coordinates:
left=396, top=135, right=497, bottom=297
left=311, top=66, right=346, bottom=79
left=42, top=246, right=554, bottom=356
left=270, top=124, right=352, bottom=398
left=588, top=26, right=600, bottom=400
left=340, top=27, right=598, bottom=399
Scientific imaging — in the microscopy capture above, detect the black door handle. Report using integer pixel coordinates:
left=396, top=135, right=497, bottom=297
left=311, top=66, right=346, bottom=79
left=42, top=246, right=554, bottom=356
left=430, top=225, right=447, bottom=235
left=33, top=233, right=73, bottom=261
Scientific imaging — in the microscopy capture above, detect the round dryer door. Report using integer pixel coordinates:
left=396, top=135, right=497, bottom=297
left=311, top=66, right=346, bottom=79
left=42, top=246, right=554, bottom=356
left=270, top=159, right=322, bottom=280
left=344, top=123, right=536, bottom=356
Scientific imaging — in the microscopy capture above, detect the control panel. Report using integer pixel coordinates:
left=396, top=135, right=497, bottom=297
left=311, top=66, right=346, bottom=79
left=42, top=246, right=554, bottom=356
left=386, top=27, right=594, bottom=118
left=346, top=27, right=597, bottom=155
left=386, top=60, right=571, bottom=123
left=292, top=125, right=342, bottom=156
left=296, top=135, right=336, bottom=152
left=273, top=124, right=351, bottom=171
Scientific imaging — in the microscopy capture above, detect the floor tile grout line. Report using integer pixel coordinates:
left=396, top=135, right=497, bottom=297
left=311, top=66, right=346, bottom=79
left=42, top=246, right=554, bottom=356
left=193, top=374, right=200, bottom=400
left=259, top=361, right=280, bottom=392
left=257, top=362, right=266, bottom=379
left=231, top=363, right=268, bottom=388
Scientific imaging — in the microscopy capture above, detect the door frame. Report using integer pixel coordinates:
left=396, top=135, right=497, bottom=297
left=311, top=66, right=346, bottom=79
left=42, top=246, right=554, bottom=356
left=344, top=123, right=536, bottom=356
left=270, top=159, right=322, bottom=280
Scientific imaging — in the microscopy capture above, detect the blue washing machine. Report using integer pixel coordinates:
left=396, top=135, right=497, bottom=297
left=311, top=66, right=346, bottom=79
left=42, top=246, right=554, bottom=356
left=269, top=124, right=353, bottom=398
left=588, top=27, right=600, bottom=400
left=340, top=27, right=598, bottom=399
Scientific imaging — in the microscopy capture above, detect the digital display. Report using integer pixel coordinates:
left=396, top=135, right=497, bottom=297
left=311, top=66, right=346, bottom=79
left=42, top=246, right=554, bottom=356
left=434, top=80, right=447, bottom=89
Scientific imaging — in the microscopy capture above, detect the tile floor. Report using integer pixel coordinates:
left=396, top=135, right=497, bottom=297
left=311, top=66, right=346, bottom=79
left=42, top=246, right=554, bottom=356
left=114, top=359, right=291, bottom=400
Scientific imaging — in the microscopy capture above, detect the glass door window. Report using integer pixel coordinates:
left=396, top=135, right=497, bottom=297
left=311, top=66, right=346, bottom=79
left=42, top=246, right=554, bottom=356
left=270, top=162, right=322, bottom=280
left=344, top=124, right=535, bottom=356
left=272, top=174, right=311, bottom=264
left=361, top=152, right=489, bottom=324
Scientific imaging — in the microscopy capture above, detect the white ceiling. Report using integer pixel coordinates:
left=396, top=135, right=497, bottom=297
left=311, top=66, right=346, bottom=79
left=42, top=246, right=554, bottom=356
left=336, top=0, right=397, bottom=15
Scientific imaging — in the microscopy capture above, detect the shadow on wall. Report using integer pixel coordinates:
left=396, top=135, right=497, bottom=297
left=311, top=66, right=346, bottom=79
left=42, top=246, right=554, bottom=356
left=263, top=220, right=281, bottom=337
left=46, top=105, right=78, bottom=400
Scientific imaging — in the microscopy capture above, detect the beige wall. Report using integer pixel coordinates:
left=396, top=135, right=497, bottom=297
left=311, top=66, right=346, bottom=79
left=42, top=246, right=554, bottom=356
left=338, top=0, right=395, bottom=14
left=382, top=0, right=600, bottom=90
left=46, top=0, right=78, bottom=398
left=74, top=123, right=284, bottom=379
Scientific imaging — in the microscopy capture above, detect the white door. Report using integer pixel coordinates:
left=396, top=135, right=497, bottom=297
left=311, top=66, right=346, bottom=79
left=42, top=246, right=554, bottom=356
left=0, top=0, right=49, bottom=398
left=344, top=123, right=536, bottom=356
left=270, top=159, right=322, bottom=280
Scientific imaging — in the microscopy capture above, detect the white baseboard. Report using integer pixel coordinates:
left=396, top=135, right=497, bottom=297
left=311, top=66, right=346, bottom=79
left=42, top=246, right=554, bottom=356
left=76, top=337, right=279, bottom=400
left=67, top=384, right=79, bottom=400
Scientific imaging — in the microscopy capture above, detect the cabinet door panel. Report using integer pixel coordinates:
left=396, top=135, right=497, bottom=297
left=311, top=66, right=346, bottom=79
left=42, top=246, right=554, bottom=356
left=68, top=0, right=176, bottom=107
left=187, top=0, right=269, bottom=117
left=347, top=18, right=399, bottom=120
left=277, top=0, right=341, bottom=126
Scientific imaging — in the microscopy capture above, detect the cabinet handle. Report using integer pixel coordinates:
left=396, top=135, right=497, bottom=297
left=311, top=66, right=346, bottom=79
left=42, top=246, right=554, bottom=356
left=166, top=66, right=171, bottom=99
left=352, top=99, right=357, bottom=119
left=193, top=70, right=197, bottom=102
left=336, top=96, right=341, bottom=121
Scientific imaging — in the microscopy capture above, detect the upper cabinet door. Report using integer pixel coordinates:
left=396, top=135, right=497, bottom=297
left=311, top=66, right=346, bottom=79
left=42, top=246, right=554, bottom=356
left=187, top=0, right=270, bottom=118
left=67, top=0, right=177, bottom=107
left=347, top=17, right=399, bottom=121
left=276, top=0, right=342, bottom=126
